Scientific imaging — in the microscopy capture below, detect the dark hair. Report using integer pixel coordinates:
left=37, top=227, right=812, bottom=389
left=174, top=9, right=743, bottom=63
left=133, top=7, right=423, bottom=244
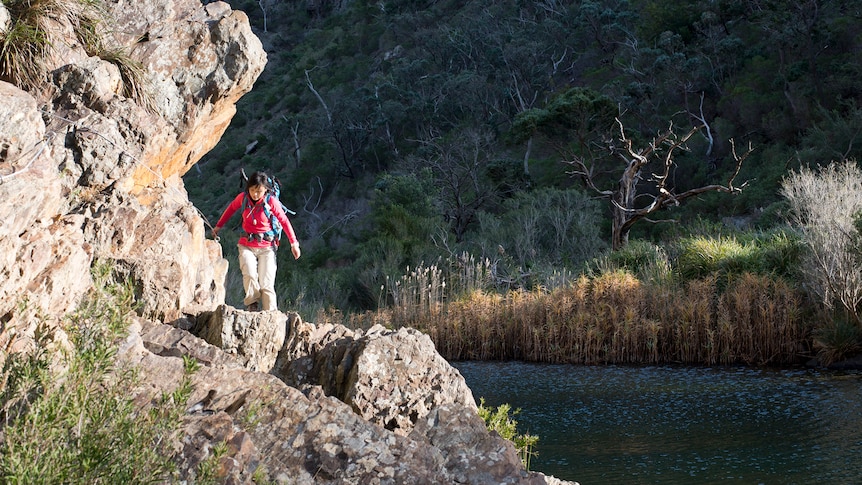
left=246, top=171, right=270, bottom=190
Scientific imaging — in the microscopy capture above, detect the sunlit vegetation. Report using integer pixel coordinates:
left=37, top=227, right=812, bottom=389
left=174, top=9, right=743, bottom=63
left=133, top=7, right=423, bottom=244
left=189, top=0, right=862, bottom=365
left=0, top=0, right=151, bottom=105
left=478, top=398, right=538, bottom=470
left=0, top=262, right=193, bottom=483
left=332, top=255, right=808, bottom=366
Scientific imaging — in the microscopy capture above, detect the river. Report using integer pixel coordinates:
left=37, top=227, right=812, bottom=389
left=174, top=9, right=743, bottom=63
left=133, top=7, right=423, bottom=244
left=453, top=361, right=862, bottom=484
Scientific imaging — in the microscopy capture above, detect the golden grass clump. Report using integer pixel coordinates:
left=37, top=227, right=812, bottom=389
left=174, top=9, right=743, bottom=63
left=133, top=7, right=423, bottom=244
left=381, top=269, right=808, bottom=366
left=1, top=0, right=154, bottom=108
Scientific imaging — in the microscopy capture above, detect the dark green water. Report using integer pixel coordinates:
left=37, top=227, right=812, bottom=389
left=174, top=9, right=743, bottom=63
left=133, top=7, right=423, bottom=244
left=453, top=361, right=862, bottom=485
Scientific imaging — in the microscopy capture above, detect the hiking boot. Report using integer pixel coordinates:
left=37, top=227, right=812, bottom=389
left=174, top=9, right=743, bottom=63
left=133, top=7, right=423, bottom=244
left=245, top=302, right=260, bottom=312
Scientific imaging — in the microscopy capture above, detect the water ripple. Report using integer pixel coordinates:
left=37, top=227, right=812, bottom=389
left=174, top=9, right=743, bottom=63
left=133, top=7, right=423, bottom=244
left=454, top=361, right=862, bottom=484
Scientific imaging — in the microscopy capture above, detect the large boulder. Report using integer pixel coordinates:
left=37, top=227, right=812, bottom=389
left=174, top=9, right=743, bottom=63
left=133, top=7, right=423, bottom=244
left=194, top=309, right=477, bottom=435
left=195, top=305, right=287, bottom=372
left=0, top=82, right=91, bottom=354
left=185, top=309, right=576, bottom=483
left=274, top=317, right=476, bottom=436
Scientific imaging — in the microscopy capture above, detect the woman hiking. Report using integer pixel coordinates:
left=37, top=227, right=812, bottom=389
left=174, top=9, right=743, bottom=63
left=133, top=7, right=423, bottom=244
left=212, top=171, right=300, bottom=311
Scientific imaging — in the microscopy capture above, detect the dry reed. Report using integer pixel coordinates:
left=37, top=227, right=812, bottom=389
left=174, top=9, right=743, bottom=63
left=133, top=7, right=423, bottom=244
left=356, top=265, right=809, bottom=366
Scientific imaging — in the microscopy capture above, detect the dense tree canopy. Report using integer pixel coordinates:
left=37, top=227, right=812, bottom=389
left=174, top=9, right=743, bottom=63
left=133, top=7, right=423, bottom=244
left=186, top=0, right=862, bottom=310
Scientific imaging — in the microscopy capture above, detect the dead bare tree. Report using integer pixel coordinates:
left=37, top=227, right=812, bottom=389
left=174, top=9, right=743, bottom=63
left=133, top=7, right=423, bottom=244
left=688, top=91, right=715, bottom=158
left=259, top=0, right=268, bottom=32
left=412, top=128, right=497, bottom=241
left=281, top=115, right=302, bottom=168
left=567, top=118, right=753, bottom=250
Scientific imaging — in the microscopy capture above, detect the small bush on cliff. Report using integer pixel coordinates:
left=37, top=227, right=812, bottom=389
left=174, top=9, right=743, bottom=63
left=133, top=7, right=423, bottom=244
left=1, top=0, right=152, bottom=107
left=0, top=261, right=194, bottom=484
left=477, top=398, right=539, bottom=471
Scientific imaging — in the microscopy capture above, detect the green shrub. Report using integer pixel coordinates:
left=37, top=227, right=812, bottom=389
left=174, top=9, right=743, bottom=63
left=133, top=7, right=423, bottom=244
left=1, top=0, right=110, bottom=90
left=0, top=262, right=194, bottom=484
left=0, top=4, right=51, bottom=89
left=676, top=235, right=751, bottom=280
left=752, top=229, right=803, bottom=279
left=477, top=398, right=539, bottom=471
left=474, top=188, right=606, bottom=271
left=813, top=318, right=862, bottom=366
left=674, top=230, right=802, bottom=282
left=588, top=240, right=674, bottom=286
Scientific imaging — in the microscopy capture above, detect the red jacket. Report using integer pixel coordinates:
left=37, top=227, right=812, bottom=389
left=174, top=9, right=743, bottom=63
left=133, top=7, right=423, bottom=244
left=215, top=192, right=298, bottom=248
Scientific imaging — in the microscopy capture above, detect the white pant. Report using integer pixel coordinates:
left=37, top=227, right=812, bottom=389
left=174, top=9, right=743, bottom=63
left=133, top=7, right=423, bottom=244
left=237, top=244, right=278, bottom=311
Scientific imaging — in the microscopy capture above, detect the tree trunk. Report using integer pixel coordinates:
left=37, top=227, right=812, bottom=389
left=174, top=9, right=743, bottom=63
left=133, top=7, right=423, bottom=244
left=611, top=159, right=639, bottom=250
left=611, top=209, right=628, bottom=251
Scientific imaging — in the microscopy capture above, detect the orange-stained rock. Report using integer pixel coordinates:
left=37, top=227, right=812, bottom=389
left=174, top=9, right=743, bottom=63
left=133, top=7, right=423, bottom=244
left=0, top=0, right=263, bottom=333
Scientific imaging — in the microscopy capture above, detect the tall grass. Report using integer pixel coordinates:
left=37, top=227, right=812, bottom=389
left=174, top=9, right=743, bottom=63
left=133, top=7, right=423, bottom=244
left=401, top=271, right=807, bottom=365
left=1, top=0, right=153, bottom=108
left=0, top=261, right=194, bottom=483
left=1, top=0, right=102, bottom=88
left=337, top=239, right=811, bottom=365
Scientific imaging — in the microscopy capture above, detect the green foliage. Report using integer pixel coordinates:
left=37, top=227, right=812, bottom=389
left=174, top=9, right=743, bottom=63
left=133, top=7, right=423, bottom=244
left=638, top=0, right=701, bottom=41
left=674, top=230, right=802, bottom=282
left=797, top=102, right=862, bottom=165
left=336, top=171, right=447, bottom=310
left=0, top=262, right=195, bottom=484
left=477, top=398, right=538, bottom=471
left=372, top=170, right=438, bottom=221
left=1, top=0, right=153, bottom=108
left=186, top=0, right=862, bottom=318
left=588, top=229, right=802, bottom=289
left=1, top=0, right=109, bottom=89
left=96, top=46, right=154, bottom=111
left=813, top=317, right=862, bottom=366
left=511, top=87, right=617, bottom=153
left=251, top=463, right=272, bottom=484
left=675, top=236, right=752, bottom=280
left=588, top=239, right=675, bottom=286
left=0, top=0, right=51, bottom=88
left=195, top=441, right=230, bottom=485
left=473, top=187, right=606, bottom=273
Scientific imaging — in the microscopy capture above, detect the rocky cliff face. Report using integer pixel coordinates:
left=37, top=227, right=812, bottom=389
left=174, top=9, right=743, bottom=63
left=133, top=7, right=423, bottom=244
left=1, top=0, right=262, bottom=339
left=0, top=1, right=574, bottom=483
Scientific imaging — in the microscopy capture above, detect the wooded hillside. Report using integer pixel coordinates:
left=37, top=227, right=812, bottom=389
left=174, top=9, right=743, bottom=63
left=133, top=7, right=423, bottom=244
left=185, top=0, right=862, bottom=313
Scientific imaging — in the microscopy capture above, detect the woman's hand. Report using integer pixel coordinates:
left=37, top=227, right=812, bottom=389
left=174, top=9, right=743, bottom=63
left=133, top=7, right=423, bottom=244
left=291, top=242, right=301, bottom=260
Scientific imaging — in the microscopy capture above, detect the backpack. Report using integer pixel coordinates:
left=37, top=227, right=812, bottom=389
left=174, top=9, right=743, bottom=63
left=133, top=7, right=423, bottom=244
left=240, top=169, right=296, bottom=248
